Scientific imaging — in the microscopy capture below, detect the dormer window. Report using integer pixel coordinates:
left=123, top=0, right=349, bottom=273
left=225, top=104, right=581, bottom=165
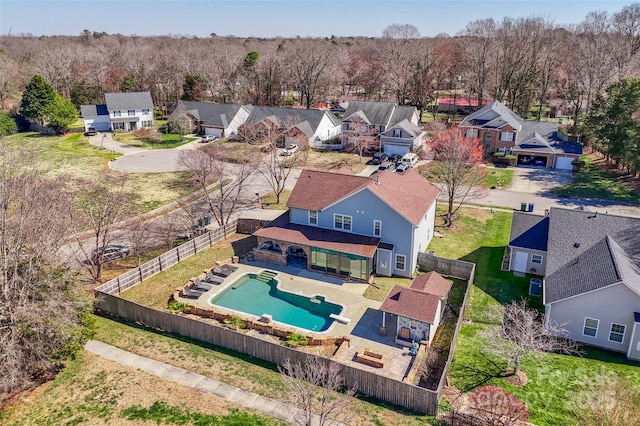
left=393, top=129, right=401, bottom=138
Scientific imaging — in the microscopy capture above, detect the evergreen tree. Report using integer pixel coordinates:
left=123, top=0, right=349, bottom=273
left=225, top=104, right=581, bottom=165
left=0, top=112, right=18, bottom=136
left=20, top=74, right=57, bottom=125
left=48, top=95, right=79, bottom=133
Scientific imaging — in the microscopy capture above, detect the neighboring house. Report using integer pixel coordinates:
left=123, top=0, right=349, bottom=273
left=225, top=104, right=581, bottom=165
left=253, top=168, right=440, bottom=281
left=167, top=101, right=250, bottom=138
left=241, top=106, right=342, bottom=148
left=509, top=207, right=640, bottom=360
left=379, top=119, right=426, bottom=156
left=379, top=271, right=452, bottom=347
left=436, top=97, right=490, bottom=114
left=81, top=92, right=154, bottom=132
left=459, top=100, right=581, bottom=169
left=341, top=101, right=421, bottom=155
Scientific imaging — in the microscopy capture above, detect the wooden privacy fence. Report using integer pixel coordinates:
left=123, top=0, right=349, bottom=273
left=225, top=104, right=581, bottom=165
left=95, top=219, right=237, bottom=295
left=417, top=252, right=475, bottom=280
left=94, top=293, right=441, bottom=414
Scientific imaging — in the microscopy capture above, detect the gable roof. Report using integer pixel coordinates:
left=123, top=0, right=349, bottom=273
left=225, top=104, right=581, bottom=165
left=383, top=119, right=423, bottom=138
left=459, top=100, right=522, bottom=132
left=544, top=207, right=640, bottom=303
left=509, top=212, right=549, bottom=251
left=169, top=101, right=245, bottom=128
left=287, top=169, right=439, bottom=226
left=379, top=271, right=451, bottom=323
left=80, top=104, right=109, bottom=117
left=343, top=101, right=417, bottom=128
left=105, top=92, right=154, bottom=111
left=244, top=106, right=340, bottom=133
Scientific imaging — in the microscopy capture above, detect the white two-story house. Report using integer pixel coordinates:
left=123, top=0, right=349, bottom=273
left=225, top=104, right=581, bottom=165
left=253, top=168, right=440, bottom=281
left=81, top=92, right=154, bottom=132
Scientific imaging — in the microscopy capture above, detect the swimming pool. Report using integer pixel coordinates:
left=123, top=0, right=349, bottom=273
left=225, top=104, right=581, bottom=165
left=209, top=271, right=343, bottom=332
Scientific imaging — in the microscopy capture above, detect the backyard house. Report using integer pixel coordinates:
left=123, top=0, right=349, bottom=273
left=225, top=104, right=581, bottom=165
left=241, top=106, right=342, bottom=149
left=168, top=100, right=250, bottom=138
left=458, top=100, right=581, bottom=169
left=379, top=271, right=452, bottom=347
left=509, top=207, right=640, bottom=360
left=253, top=168, right=440, bottom=281
left=81, top=91, right=154, bottom=132
left=341, top=101, right=421, bottom=155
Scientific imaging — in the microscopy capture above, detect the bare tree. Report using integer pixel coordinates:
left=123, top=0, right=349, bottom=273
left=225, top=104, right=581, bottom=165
left=379, top=24, right=422, bottom=104
left=177, top=145, right=257, bottom=235
left=71, top=173, right=133, bottom=282
left=287, top=39, right=336, bottom=109
left=343, top=114, right=377, bottom=161
left=483, top=299, right=580, bottom=376
left=279, top=357, right=356, bottom=426
left=462, top=18, right=496, bottom=107
left=429, top=128, right=486, bottom=227
left=0, top=141, right=91, bottom=403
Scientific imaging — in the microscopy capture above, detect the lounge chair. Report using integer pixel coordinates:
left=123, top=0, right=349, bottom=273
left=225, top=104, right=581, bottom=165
left=191, top=277, right=213, bottom=291
left=213, top=264, right=232, bottom=277
left=204, top=271, right=225, bottom=284
left=182, top=284, right=203, bottom=299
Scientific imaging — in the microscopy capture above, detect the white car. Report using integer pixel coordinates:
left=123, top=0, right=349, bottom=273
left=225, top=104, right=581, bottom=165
left=282, top=144, right=299, bottom=156
left=200, top=135, right=216, bottom=143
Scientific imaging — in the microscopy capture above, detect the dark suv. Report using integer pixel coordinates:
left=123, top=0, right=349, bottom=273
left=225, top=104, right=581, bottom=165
left=372, top=152, right=388, bottom=165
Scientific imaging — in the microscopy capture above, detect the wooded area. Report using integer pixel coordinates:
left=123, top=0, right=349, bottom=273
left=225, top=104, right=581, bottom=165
left=0, top=4, right=639, bottom=121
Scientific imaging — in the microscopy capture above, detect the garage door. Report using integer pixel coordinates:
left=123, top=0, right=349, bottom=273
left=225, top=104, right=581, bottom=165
left=383, top=144, right=408, bottom=156
left=555, top=156, right=574, bottom=170
left=204, top=128, right=222, bottom=137
left=512, top=251, right=528, bottom=273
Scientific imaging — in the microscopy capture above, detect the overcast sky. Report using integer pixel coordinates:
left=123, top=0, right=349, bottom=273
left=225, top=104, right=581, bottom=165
left=1, top=1, right=636, bottom=38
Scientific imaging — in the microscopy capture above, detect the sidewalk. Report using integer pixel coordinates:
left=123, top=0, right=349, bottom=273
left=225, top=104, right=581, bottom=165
left=84, top=340, right=344, bottom=426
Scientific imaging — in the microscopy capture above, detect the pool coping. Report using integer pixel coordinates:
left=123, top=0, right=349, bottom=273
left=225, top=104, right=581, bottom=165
left=206, top=269, right=347, bottom=335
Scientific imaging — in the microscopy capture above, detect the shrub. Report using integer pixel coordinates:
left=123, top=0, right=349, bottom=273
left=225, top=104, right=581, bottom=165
left=467, top=386, right=529, bottom=425
left=167, top=299, right=189, bottom=313
left=284, top=332, right=308, bottom=347
left=223, top=315, right=246, bottom=330
left=133, top=128, right=163, bottom=143
left=0, top=112, right=18, bottom=136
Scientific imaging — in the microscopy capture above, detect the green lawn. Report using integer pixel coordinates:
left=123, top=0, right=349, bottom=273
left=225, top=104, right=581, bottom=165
left=422, top=163, right=514, bottom=189
left=261, top=189, right=291, bottom=210
left=113, top=132, right=196, bottom=149
left=550, top=156, right=640, bottom=203
left=429, top=205, right=640, bottom=425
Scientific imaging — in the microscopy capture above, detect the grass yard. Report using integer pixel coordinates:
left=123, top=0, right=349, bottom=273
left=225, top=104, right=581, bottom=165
left=428, top=205, right=640, bottom=425
left=302, top=150, right=369, bottom=174
left=261, top=189, right=291, bottom=210
left=113, top=132, right=196, bottom=149
left=363, top=276, right=412, bottom=301
left=421, top=163, right=514, bottom=189
left=550, top=155, right=640, bottom=203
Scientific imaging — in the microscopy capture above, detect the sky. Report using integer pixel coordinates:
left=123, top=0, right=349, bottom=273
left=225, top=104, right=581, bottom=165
left=0, top=1, right=637, bottom=38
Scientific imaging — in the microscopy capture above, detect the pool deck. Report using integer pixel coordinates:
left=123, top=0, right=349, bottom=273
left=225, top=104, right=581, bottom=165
left=179, top=260, right=416, bottom=381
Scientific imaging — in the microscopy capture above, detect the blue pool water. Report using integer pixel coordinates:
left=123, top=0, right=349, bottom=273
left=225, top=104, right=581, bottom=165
left=210, top=273, right=342, bottom=332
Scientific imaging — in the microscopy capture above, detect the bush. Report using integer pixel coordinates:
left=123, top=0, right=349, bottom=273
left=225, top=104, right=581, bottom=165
left=167, top=299, right=189, bottom=313
left=467, top=386, right=529, bottom=425
left=133, top=128, right=163, bottom=143
left=0, top=112, right=18, bottom=136
left=284, top=332, right=308, bottom=347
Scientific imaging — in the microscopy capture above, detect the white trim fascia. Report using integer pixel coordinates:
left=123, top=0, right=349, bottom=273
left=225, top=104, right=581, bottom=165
left=627, top=322, right=639, bottom=358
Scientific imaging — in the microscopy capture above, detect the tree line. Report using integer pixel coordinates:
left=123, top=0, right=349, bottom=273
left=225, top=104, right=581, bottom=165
left=0, top=4, right=638, bottom=121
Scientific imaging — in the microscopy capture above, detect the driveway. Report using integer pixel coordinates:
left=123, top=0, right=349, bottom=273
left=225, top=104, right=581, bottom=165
left=509, top=167, right=573, bottom=194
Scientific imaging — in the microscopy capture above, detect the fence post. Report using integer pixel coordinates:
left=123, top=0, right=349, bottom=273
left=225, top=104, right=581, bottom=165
left=176, top=246, right=180, bottom=263
left=117, top=277, right=121, bottom=295
left=159, top=256, right=163, bottom=272
left=138, top=267, right=143, bottom=283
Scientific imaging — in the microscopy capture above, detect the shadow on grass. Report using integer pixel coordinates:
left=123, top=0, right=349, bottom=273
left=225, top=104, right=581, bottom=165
left=231, top=235, right=257, bottom=257
left=579, top=345, right=640, bottom=367
left=449, top=351, right=508, bottom=393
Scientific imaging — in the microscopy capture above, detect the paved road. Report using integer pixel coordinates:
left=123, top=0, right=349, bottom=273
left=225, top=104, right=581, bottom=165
left=85, top=340, right=343, bottom=425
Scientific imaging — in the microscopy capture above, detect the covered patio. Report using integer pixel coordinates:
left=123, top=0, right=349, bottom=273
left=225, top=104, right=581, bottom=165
left=253, top=214, right=379, bottom=282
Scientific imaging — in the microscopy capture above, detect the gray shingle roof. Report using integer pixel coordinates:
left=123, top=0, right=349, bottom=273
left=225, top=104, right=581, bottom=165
left=544, top=208, right=640, bottom=303
left=509, top=212, right=549, bottom=251
left=384, top=119, right=422, bottom=137
left=459, top=100, right=522, bottom=131
left=80, top=104, right=109, bottom=117
left=244, top=106, right=339, bottom=133
left=169, top=101, right=244, bottom=128
left=517, top=120, right=558, bottom=144
left=343, top=101, right=417, bottom=128
left=105, top=92, right=154, bottom=111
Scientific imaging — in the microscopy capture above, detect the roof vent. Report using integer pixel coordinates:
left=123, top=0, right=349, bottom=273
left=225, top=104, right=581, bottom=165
left=574, top=242, right=581, bottom=248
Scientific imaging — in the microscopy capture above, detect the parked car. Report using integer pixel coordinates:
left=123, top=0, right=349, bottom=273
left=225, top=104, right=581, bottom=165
left=371, top=152, right=388, bottom=165
left=200, top=135, right=216, bottom=143
left=282, top=143, right=299, bottom=156
left=84, top=126, right=98, bottom=136
left=388, top=154, right=403, bottom=164
left=378, top=160, right=396, bottom=171
left=91, top=245, right=130, bottom=263
left=395, top=163, right=409, bottom=173
left=401, top=153, right=419, bottom=168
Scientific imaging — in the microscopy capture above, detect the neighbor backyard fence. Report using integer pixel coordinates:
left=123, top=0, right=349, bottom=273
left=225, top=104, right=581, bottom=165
left=94, top=219, right=237, bottom=295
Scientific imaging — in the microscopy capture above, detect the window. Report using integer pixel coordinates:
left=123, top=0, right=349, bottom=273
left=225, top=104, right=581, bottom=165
left=113, top=110, right=121, bottom=117
left=484, top=132, right=493, bottom=141
left=531, top=254, right=543, bottom=264
left=373, top=220, right=381, bottom=237
left=465, top=128, right=478, bottom=138
left=500, top=132, right=514, bottom=142
left=112, top=122, right=125, bottom=130
left=583, top=318, right=599, bottom=337
left=609, top=323, right=626, bottom=343
left=409, top=321, right=418, bottom=330
left=393, top=129, right=402, bottom=138
left=142, top=108, right=150, bottom=114
left=128, top=109, right=135, bottom=116
left=395, top=254, right=406, bottom=271
left=334, top=214, right=352, bottom=231
left=309, top=210, right=318, bottom=225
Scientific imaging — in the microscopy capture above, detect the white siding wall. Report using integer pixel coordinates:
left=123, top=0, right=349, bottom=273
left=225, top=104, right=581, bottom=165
left=227, top=107, right=251, bottom=136
left=411, top=201, right=437, bottom=273
left=315, top=114, right=341, bottom=142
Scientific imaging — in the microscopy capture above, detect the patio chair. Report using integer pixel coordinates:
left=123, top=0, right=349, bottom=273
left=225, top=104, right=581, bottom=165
left=191, top=277, right=213, bottom=291
left=182, top=284, right=203, bottom=299
left=213, top=264, right=233, bottom=277
left=204, top=271, right=225, bottom=285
